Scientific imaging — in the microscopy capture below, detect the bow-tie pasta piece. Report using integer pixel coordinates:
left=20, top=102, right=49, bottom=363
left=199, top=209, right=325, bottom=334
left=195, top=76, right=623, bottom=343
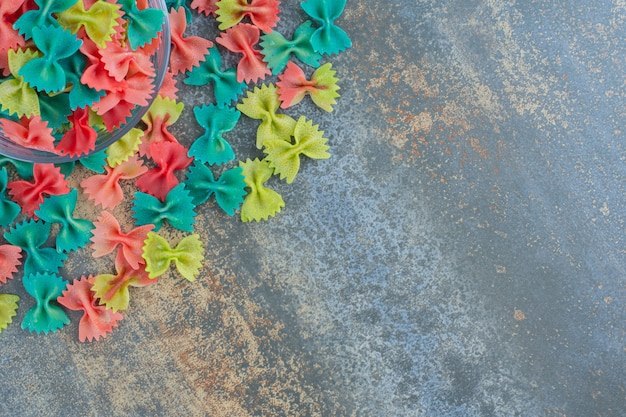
left=142, top=231, right=204, bottom=281
left=239, top=158, right=284, bottom=222
left=216, top=23, right=270, bottom=83
left=135, top=141, right=193, bottom=201
left=4, top=219, right=68, bottom=277
left=237, top=83, right=297, bottom=148
left=277, top=62, right=340, bottom=112
left=0, top=244, right=22, bottom=284
left=191, top=0, right=219, bottom=17
left=184, top=46, right=247, bottom=107
left=132, top=183, right=197, bottom=232
left=0, top=48, right=41, bottom=118
left=260, top=20, right=322, bottom=75
left=300, top=0, right=352, bottom=55
left=119, top=0, right=166, bottom=50
left=0, top=168, right=20, bottom=227
left=139, top=96, right=185, bottom=157
left=57, top=275, right=124, bottom=342
left=215, top=0, right=280, bottom=33
left=0, top=294, right=19, bottom=334
left=0, top=2, right=25, bottom=55
left=56, top=0, right=122, bottom=48
left=34, top=189, right=95, bottom=253
left=13, top=0, right=75, bottom=41
left=168, top=7, right=213, bottom=75
left=184, top=163, right=247, bottom=215
left=106, top=128, right=144, bottom=167
left=92, top=252, right=155, bottom=312
left=189, top=104, right=240, bottom=165
left=91, top=211, right=154, bottom=270
left=8, top=163, right=69, bottom=217
left=21, top=272, right=70, bottom=334
left=263, top=116, right=330, bottom=184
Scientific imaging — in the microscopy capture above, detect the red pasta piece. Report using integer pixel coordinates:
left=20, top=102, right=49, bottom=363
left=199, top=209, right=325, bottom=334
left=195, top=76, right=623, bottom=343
left=0, top=116, right=57, bottom=154
left=191, top=0, right=218, bottom=16
left=135, top=141, right=193, bottom=201
left=80, top=155, right=148, bottom=209
left=8, top=164, right=69, bottom=217
left=57, top=107, right=98, bottom=157
left=216, top=23, right=270, bottom=83
left=0, top=244, right=22, bottom=284
left=100, top=41, right=155, bottom=82
left=91, top=211, right=154, bottom=270
left=80, top=38, right=120, bottom=92
left=57, top=275, right=123, bottom=342
left=168, top=7, right=213, bottom=75
left=0, top=1, right=26, bottom=54
left=91, top=71, right=155, bottom=131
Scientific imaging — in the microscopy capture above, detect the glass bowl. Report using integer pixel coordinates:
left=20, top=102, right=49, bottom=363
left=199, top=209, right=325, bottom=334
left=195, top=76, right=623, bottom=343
left=0, top=0, right=171, bottom=164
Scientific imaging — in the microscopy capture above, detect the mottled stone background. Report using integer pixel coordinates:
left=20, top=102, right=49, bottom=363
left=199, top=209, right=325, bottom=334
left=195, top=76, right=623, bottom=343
left=1, top=1, right=625, bottom=416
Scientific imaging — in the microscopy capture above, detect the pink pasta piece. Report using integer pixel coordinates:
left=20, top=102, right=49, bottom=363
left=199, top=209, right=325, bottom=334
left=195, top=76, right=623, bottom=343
left=80, top=38, right=120, bottom=92
left=0, top=244, right=22, bottom=284
left=0, top=1, right=26, bottom=54
left=91, top=210, right=154, bottom=270
left=57, top=107, right=98, bottom=157
left=100, top=41, right=155, bottom=82
left=216, top=23, right=270, bottom=83
left=135, top=141, right=193, bottom=201
left=157, top=69, right=179, bottom=100
left=80, top=155, right=148, bottom=209
left=168, top=7, right=213, bottom=75
left=8, top=164, right=70, bottom=217
left=91, top=71, right=155, bottom=131
left=0, top=116, right=57, bottom=154
left=57, top=275, right=123, bottom=342
left=191, top=0, right=218, bottom=16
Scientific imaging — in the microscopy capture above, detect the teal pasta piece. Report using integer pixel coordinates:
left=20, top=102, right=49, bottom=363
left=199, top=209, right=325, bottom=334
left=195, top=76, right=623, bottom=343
left=260, top=20, right=322, bottom=74
left=18, top=26, right=83, bottom=94
left=0, top=168, right=20, bottom=227
left=132, top=183, right=197, bottom=232
left=185, top=163, right=247, bottom=215
left=60, top=52, right=106, bottom=111
left=300, top=0, right=352, bottom=55
left=0, top=294, right=20, bottom=334
left=78, top=150, right=108, bottom=174
left=119, top=0, right=167, bottom=50
left=237, top=84, right=297, bottom=148
left=239, top=158, right=284, bottom=222
left=263, top=116, right=330, bottom=183
left=13, top=0, right=74, bottom=40
left=21, top=272, right=70, bottom=334
left=0, top=156, right=34, bottom=179
left=184, top=46, right=247, bottom=107
left=4, top=219, right=68, bottom=277
left=38, top=92, right=72, bottom=132
left=189, top=104, right=239, bottom=165
left=35, top=189, right=95, bottom=253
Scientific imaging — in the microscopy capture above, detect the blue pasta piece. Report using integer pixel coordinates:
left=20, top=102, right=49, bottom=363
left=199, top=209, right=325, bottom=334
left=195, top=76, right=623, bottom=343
left=132, top=183, right=197, bottom=232
left=0, top=168, right=20, bottom=227
left=300, top=0, right=352, bottom=55
left=185, top=163, right=247, bottom=215
left=119, top=0, right=166, bottom=50
left=21, top=272, right=70, bottom=334
left=4, top=219, right=67, bottom=277
left=261, top=20, right=322, bottom=74
left=189, top=104, right=240, bottom=165
left=13, top=0, right=74, bottom=40
left=35, top=189, right=95, bottom=253
left=18, top=26, right=83, bottom=94
left=184, top=47, right=247, bottom=107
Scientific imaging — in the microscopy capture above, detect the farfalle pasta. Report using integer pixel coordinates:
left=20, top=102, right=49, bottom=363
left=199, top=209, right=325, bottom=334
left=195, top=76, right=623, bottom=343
left=0, top=0, right=351, bottom=339
left=57, top=275, right=123, bottom=342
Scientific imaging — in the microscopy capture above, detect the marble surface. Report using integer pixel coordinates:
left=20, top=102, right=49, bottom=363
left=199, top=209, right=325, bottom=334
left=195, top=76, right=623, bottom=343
left=1, top=1, right=625, bottom=416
